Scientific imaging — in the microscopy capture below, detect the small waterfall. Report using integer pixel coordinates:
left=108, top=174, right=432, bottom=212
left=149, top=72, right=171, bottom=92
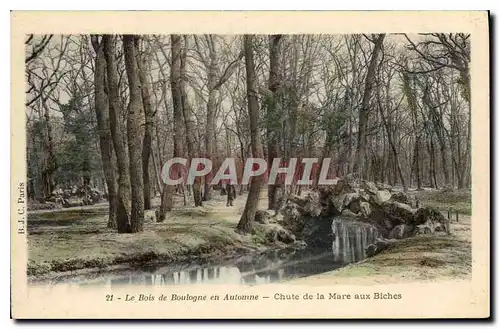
left=331, top=218, right=379, bottom=263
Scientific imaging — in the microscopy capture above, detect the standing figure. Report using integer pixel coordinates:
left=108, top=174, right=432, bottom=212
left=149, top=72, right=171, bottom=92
left=226, top=184, right=236, bottom=207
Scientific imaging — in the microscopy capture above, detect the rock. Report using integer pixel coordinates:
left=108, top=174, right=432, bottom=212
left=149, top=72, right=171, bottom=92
left=365, top=244, right=376, bottom=257
left=376, top=183, right=393, bottom=191
left=255, top=210, right=270, bottom=224
left=373, top=190, right=392, bottom=204
left=391, top=191, right=416, bottom=207
left=341, top=208, right=360, bottom=219
left=276, top=227, right=296, bottom=244
left=390, top=191, right=410, bottom=204
left=365, top=238, right=394, bottom=257
left=280, top=177, right=450, bottom=248
left=317, top=184, right=335, bottom=200
left=329, top=191, right=360, bottom=214
left=302, top=191, right=322, bottom=217
left=344, top=192, right=360, bottom=207
left=359, top=190, right=371, bottom=202
left=359, top=201, right=371, bottom=218
left=264, top=224, right=296, bottom=244
left=290, top=240, right=307, bottom=249
left=330, top=194, right=346, bottom=213
left=434, top=222, right=447, bottom=233
left=348, top=199, right=361, bottom=214
left=367, top=207, right=394, bottom=234
left=361, top=180, right=378, bottom=195
left=332, top=178, right=357, bottom=195
left=415, top=224, right=433, bottom=235
left=281, top=202, right=305, bottom=234
left=389, top=224, right=415, bottom=239
left=381, top=201, right=415, bottom=227
left=288, top=191, right=323, bottom=217
left=413, top=206, right=447, bottom=226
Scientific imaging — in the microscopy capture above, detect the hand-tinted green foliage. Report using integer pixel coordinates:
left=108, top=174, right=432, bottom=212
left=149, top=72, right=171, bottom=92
left=54, top=95, right=101, bottom=187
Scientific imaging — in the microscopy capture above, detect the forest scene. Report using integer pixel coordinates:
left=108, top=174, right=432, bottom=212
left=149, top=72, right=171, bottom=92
left=25, top=33, right=472, bottom=286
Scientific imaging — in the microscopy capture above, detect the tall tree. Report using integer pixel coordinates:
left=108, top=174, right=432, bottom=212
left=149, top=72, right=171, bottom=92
left=236, top=35, right=264, bottom=234
left=103, top=35, right=132, bottom=233
left=153, top=37, right=175, bottom=222
left=193, top=35, right=244, bottom=201
left=354, top=33, right=385, bottom=179
left=183, top=37, right=204, bottom=206
left=91, top=35, right=118, bottom=228
left=123, top=35, right=146, bottom=233
left=266, top=34, right=283, bottom=210
left=137, top=38, right=155, bottom=210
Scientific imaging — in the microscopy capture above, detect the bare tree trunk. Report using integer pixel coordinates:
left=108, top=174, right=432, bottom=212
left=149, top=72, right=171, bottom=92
left=203, top=39, right=218, bottom=202
left=41, top=100, right=57, bottom=198
left=176, top=35, right=203, bottom=206
left=267, top=34, right=282, bottom=211
left=237, top=35, right=264, bottom=234
left=355, top=34, right=385, bottom=179
left=376, top=89, right=406, bottom=191
left=103, top=34, right=132, bottom=233
left=123, top=35, right=145, bottom=233
left=430, top=134, right=439, bottom=189
left=204, top=87, right=216, bottom=201
left=157, top=36, right=183, bottom=222
left=154, top=45, right=175, bottom=221
left=137, top=40, right=154, bottom=210
left=413, top=136, right=422, bottom=190
left=151, top=148, right=162, bottom=193
left=91, top=35, right=118, bottom=229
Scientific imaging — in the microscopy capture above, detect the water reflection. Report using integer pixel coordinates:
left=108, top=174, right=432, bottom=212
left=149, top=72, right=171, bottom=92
left=74, top=219, right=377, bottom=287
left=95, top=248, right=355, bottom=287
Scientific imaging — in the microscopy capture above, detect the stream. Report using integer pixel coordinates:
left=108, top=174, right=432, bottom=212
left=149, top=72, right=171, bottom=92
left=42, top=219, right=378, bottom=287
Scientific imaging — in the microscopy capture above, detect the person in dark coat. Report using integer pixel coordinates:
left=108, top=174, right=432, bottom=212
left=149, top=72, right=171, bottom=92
left=226, top=184, right=236, bottom=207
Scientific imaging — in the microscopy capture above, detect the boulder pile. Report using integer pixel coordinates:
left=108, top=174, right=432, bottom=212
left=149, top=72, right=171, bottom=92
left=280, top=176, right=449, bottom=256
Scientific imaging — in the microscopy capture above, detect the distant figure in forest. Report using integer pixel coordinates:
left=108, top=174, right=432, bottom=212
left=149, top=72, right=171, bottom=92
left=226, top=184, right=236, bottom=207
left=220, top=183, right=227, bottom=196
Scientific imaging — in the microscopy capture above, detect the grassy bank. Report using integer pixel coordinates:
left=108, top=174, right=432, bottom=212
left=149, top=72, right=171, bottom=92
left=27, top=193, right=279, bottom=281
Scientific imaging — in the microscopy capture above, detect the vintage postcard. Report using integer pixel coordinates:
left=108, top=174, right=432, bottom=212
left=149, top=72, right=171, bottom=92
left=11, top=11, right=490, bottom=319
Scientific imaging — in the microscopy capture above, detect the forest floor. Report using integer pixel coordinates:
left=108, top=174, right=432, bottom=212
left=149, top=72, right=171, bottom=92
left=291, top=188, right=472, bottom=285
left=409, top=188, right=472, bottom=215
left=27, top=190, right=280, bottom=281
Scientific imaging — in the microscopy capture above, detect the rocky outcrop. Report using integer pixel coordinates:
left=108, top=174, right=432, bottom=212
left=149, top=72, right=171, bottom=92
left=413, top=206, right=447, bottom=233
left=281, top=177, right=450, bottom=260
